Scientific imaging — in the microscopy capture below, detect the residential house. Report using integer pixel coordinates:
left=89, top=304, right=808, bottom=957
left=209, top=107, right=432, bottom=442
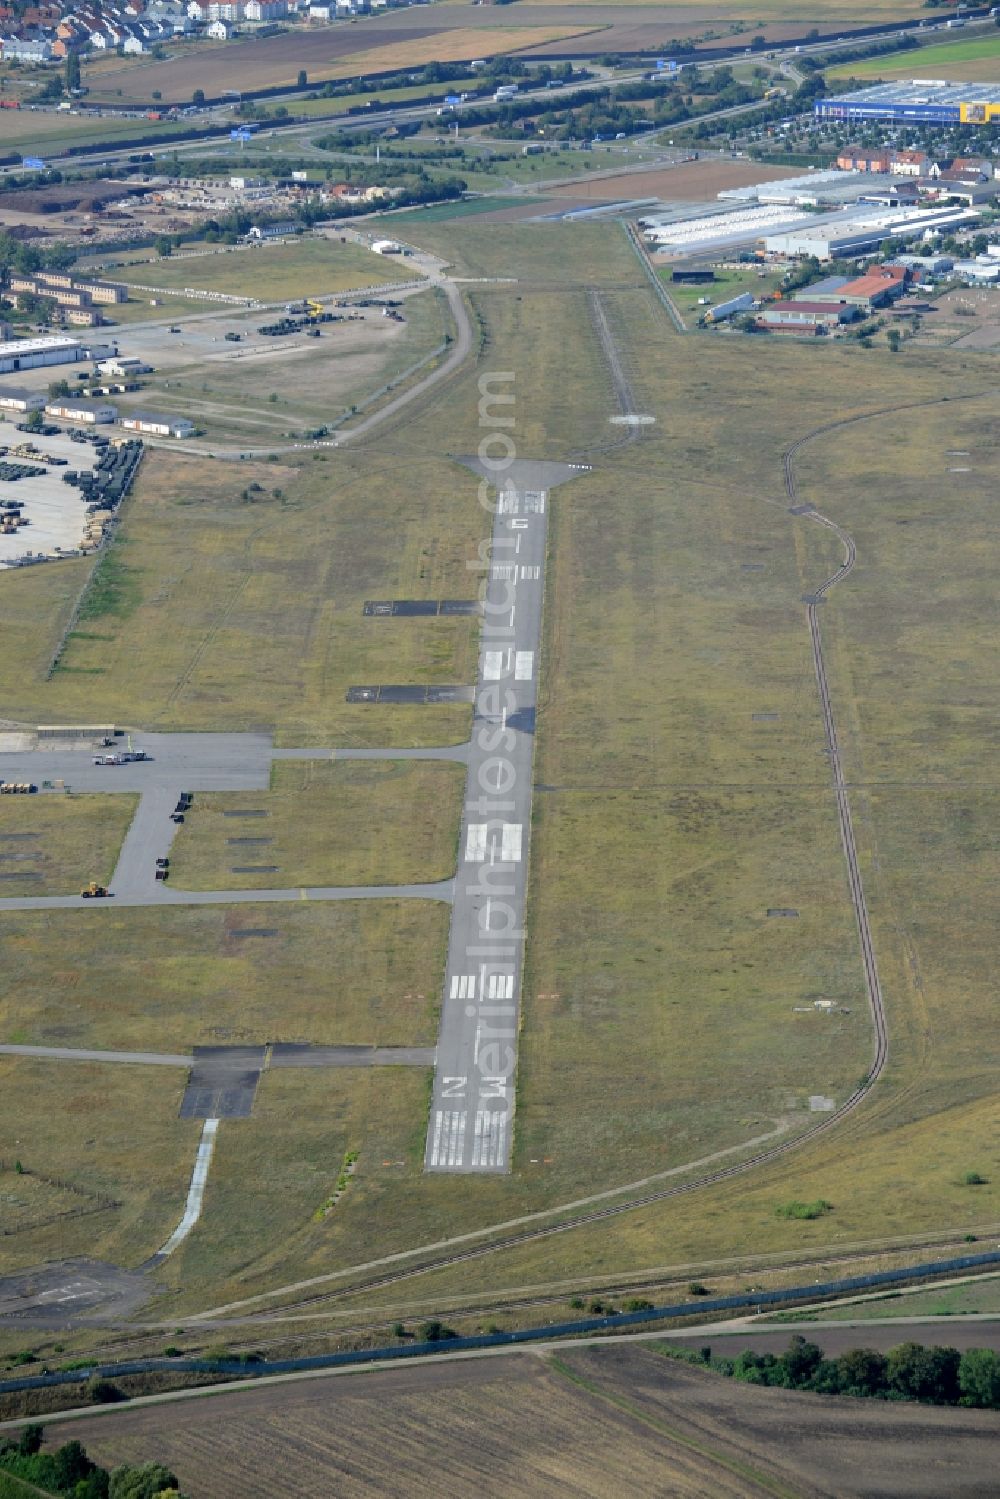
left=836, top=145, right=890, bottom=173
left=890, top=149, right=930, bottom=178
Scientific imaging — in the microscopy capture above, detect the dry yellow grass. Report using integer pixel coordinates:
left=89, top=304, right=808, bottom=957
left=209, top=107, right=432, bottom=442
left=0, top=793, right=135, bottom=896
left=169, top=758, right=464, bottom=890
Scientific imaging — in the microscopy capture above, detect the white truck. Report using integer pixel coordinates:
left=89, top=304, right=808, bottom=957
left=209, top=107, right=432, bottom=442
left=494, top=85, right=519, bottom=102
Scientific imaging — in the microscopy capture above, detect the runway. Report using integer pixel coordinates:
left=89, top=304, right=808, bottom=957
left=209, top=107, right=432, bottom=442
left=424, top=458, right=582, bottom=1175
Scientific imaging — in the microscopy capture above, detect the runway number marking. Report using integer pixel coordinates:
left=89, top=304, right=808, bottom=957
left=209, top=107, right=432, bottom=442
left=514, top=651, right=534, bottom=681
left=482, top=650, right=506, bottom=680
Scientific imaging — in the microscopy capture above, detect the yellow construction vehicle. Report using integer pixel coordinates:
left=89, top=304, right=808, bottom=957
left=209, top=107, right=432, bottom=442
left=306, top=298, right=323, bottom=318
left=80, top=881, right=109, bottom=898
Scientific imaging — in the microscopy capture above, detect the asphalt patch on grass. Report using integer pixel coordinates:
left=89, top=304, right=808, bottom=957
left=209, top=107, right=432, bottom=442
left=230, top=928, right=279, bottom=939
left=222, top=810, right=269, bottom=818
left=226, top=836, right=273, bottom=845
left=230, top=865, right=278, bottom=874
left=767, top=908, right=800, bottom=918
left=0, top=1258, right=155, bottom=1329
left=180, top=1046, right=266, bottom=1120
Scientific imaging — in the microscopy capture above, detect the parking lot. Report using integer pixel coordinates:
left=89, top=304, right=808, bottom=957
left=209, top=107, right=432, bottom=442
left=0, top=423, right=102, bottom=566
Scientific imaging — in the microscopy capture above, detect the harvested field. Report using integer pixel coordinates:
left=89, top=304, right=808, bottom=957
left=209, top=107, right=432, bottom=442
left=53, top=1345, right=1000, bottom=1498
left=87, top=22, right=598, bottom=103
left=544, top=159, right=803, bottom=202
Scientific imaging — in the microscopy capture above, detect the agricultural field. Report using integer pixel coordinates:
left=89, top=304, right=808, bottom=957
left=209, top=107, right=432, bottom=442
left=168, top=757, right=464, bottom=890
left=56, top=1344, right=1000, bottom=1499
left=85, top=22, right=600, bottom=105
left=827, top=33, right=1000, bottom=84
left=0, top=793, right=135, bottom=896
left=114, top=238, right=421, bottom=303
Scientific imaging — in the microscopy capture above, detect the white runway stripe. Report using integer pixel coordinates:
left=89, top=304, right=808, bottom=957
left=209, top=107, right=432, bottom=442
left=472, top=1111, right=506, bottom=1167
left=466, top=824, right=488, bottom=862
left=497, top=490, right=520, bottom=514
left=491, top=562, right=516, bottom=581
left=500, top=823, right=522, bottom=862
left=487, top=973, right=515, bottom=1000
left=514, top=651, right=534, bottom=681
left=482, top=650, right=506, bottom=680
left=524, top=491, right=546, bottom=513
left=520, top=565, right=540, bottom=580
left=450, top=974, right=476, bottom=1000
left=430, top=1110, right=467, bottom=1168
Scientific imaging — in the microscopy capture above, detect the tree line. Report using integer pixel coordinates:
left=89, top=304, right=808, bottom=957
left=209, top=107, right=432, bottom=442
left=670, top=1335, right=1000, bottom=1408
left=0, top=1422, right=185, bottom=1498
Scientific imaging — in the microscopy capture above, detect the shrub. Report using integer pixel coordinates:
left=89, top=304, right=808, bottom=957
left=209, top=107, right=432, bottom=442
left=775, top=1199, right=832, bottom=1220
left=962, top=1171, right=988, bottom=1186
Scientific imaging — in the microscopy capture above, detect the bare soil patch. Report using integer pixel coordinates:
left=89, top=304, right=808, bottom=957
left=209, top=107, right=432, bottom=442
left=545, top=159, right=799, bottom=202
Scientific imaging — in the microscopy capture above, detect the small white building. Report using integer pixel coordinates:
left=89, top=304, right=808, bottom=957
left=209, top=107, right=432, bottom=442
left=0, top=388, right=47, bottom=413
left=206, top=18, right=233, bottom=38
left=0, top=336, right=83, bottom=374
left=45, top=398, right=117, bottom=425
left=371, top=238, right=403, bottom=255
left=97, top=356, right=152, bottom=376
left=120, top=410, right=195, bottom=438
left=247, top=221, right=300, bottom=239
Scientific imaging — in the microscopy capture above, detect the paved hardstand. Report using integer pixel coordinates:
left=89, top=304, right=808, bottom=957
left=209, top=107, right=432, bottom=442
left=425, top=484, right=547, bottom=1174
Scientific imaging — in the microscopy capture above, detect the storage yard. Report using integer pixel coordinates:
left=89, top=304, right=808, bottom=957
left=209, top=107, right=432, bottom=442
left=0, top=427, right=121, bottom=568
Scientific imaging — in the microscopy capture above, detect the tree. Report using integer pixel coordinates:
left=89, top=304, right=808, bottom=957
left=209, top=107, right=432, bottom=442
left=18, top=1425, right=42, bottom=1456
left=781, top=1336, right=824, bottom=1388
left=65, top=50, right=80, bottom=92
left=52, top=1439, right=97, bottom=1490
left=155, top=236, right=173, bottom=258
left=958, top=1348, right=1000, bottom=1409
left=48, top=379, right=70, bottom=397
left=109, top=1462, right=184, bottom=1499
left=887, top=1342, right=961, bottom=1405
left=24, top=409, right=43, bottom=432
left=887, top=328, right=901, bottom=353
left=297, top=69, right=307, bottom=87
left=836, top=1346, right=887, bottom=1397
left=192, top=88, right=205, bottom=106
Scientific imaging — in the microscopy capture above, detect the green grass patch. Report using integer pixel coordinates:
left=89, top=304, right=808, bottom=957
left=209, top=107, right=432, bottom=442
left=75, top=546, right=142, bottom=624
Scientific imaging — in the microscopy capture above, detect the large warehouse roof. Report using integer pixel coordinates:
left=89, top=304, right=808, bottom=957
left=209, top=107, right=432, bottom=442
left=818, top=78, right=1000, bottom=123
left=827, top=80, right=1000, bottom=109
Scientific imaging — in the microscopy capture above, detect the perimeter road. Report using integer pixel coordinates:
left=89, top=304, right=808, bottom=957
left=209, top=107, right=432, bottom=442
left=425, top=479, right=547, bottom=1174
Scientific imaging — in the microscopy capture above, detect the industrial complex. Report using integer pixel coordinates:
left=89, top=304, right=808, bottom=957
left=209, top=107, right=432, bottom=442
left=817, top=79, right=1000, bottom=126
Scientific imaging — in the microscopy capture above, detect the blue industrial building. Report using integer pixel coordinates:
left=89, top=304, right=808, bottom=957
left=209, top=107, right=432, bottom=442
left=816, top=80, right=1000, bottom=126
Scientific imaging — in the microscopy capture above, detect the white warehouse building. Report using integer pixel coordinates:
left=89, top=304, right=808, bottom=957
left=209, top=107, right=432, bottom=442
left=0, top=336, right=84, bottom=374
left=45, top=398, right=117, bottom=425
left=120, top=411, right=195, bottom=438
left=0, top=387, right=47, bottom=413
